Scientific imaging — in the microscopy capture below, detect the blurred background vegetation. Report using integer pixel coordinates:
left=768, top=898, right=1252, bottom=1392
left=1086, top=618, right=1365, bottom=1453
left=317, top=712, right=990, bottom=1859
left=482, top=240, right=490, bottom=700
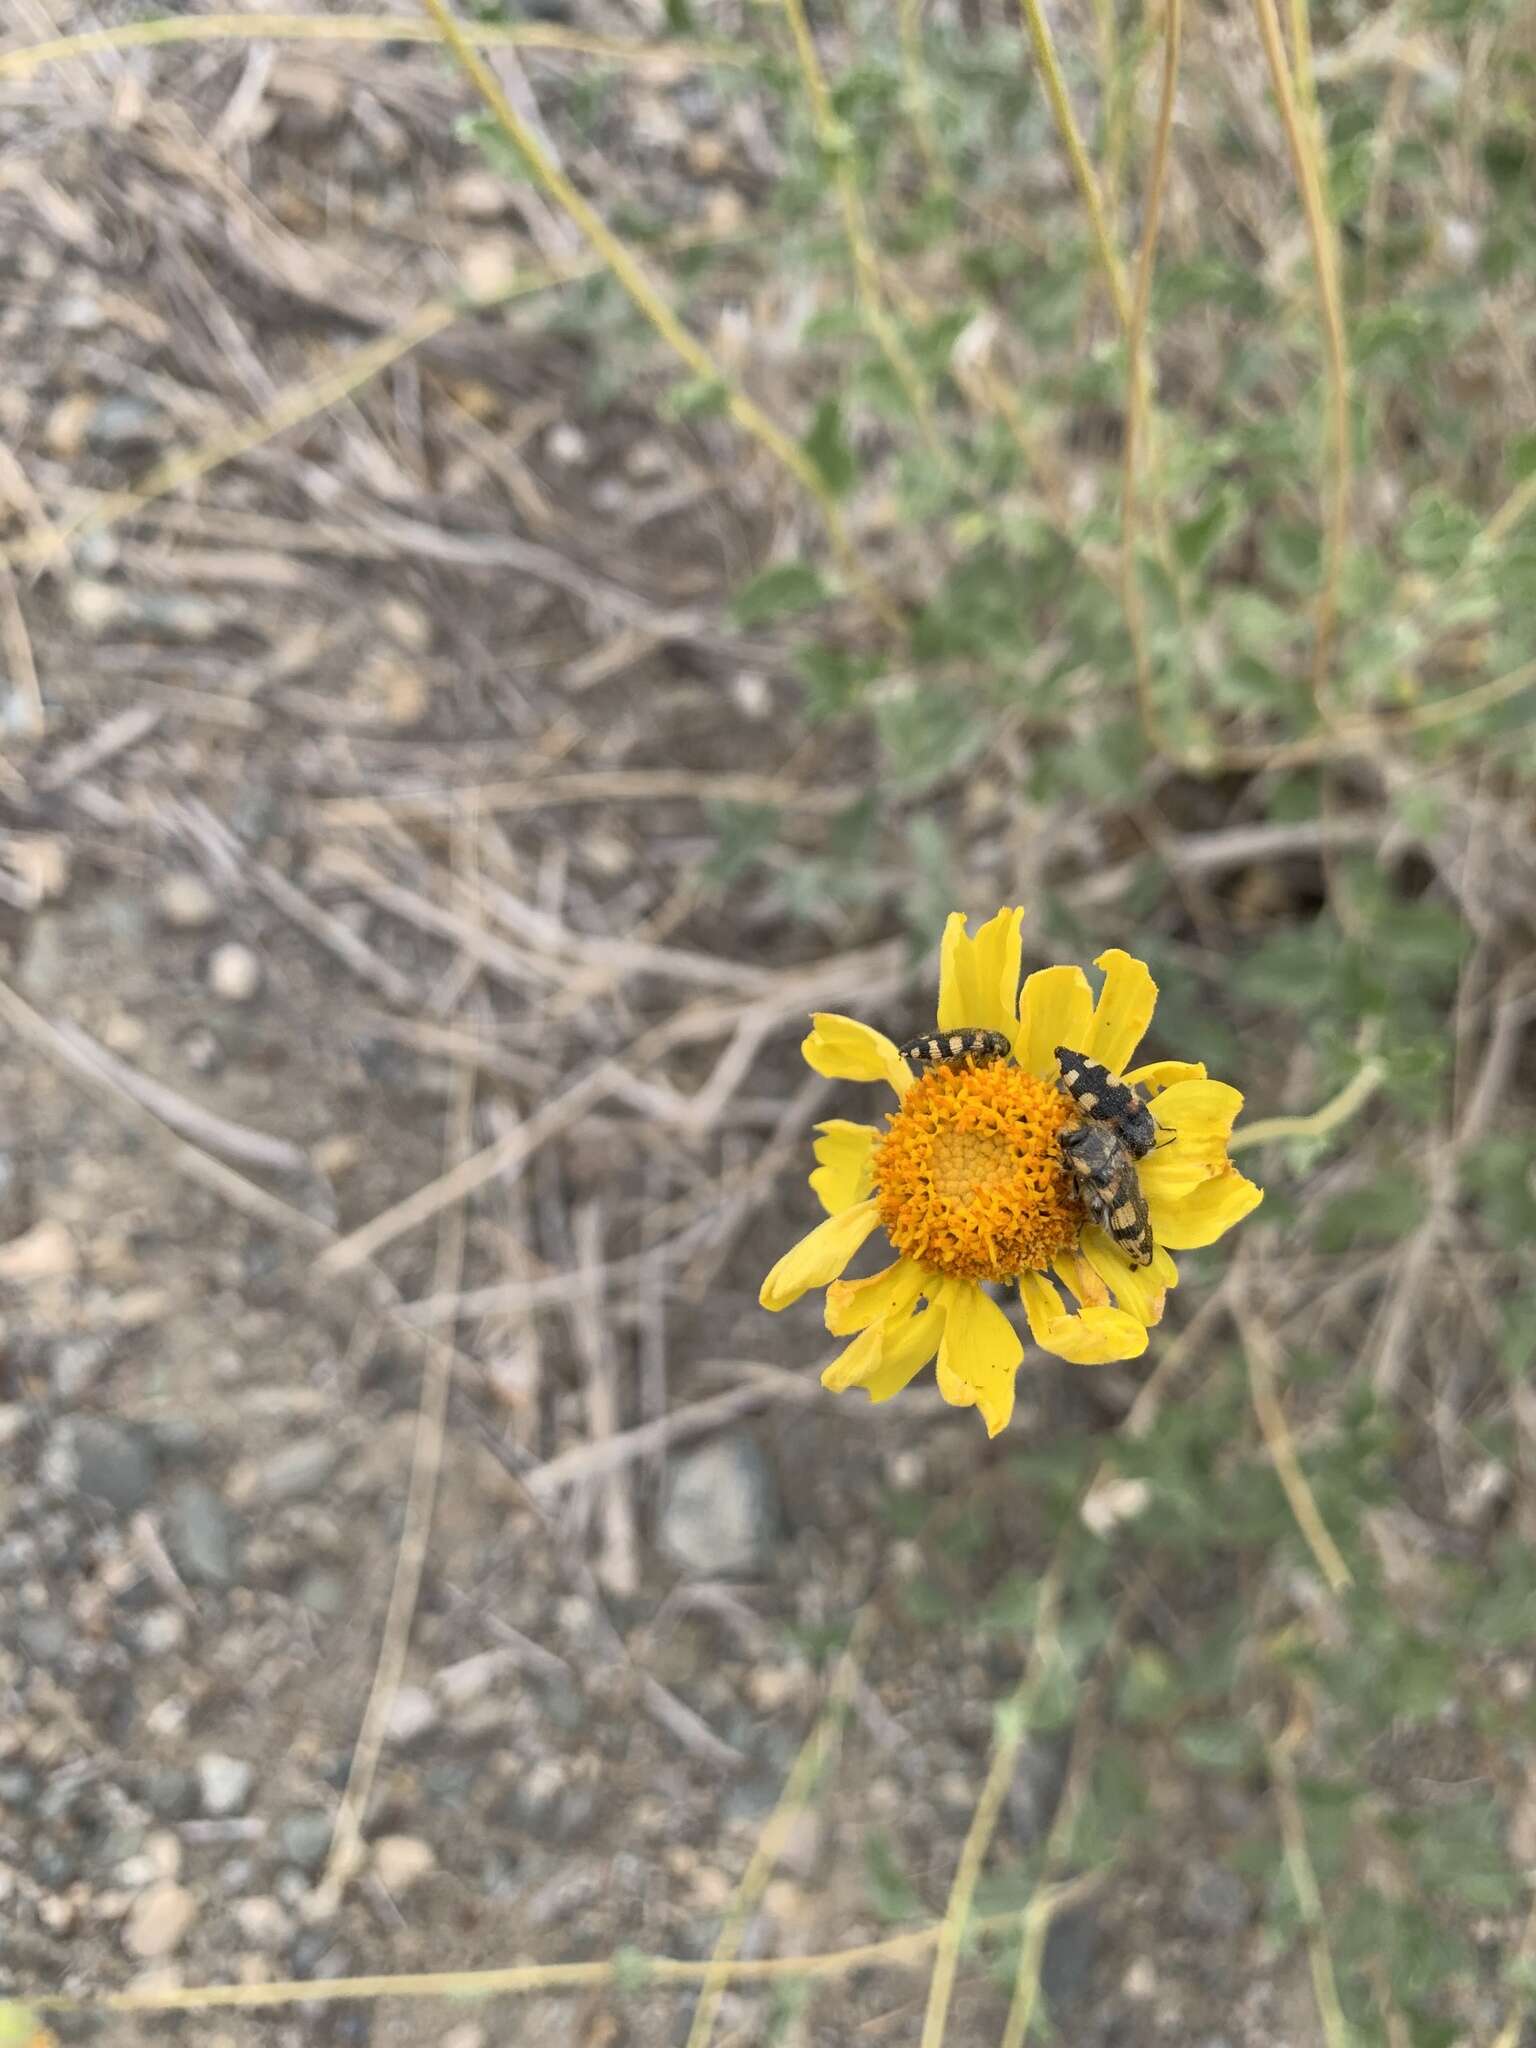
left=3, top=0, right=1536, bottom=2043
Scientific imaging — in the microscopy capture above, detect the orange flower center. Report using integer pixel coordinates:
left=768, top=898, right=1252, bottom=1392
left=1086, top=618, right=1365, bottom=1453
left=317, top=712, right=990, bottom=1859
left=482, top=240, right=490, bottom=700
left=872, top=1060, right=1081, bottom=1283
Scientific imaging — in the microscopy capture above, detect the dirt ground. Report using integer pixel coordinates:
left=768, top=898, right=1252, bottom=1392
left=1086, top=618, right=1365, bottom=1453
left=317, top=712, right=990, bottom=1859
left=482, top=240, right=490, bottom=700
left=2, top=6, right=1528, bottom=2047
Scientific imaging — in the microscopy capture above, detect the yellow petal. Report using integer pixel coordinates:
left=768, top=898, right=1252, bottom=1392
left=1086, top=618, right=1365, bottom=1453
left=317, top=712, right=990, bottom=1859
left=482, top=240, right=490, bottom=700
left=824, top=1256, right=926, bottom=1336
left=1124, top=1058, right=1206, bottom=1097
left=1051, top=1245, right=1111, bottom=1309
left=820, top=1324, right=885, bottom=1391
left=1145, top=1169, right=1264, bottom=1249
left=1078, top=1230, right=1177, bottom=1327
left=1019, top=1270, right=1150, bottom=1365
left=937, top=906, right=1026, bottom=1038
left=809, top=1120, right=879, bottom=1216
left=802, top=1013, right=911, bottom=1099
left=865, top=1303, right=945, bottom=1402
left=934, top=1279, right=1023, bottom=1436
left=820, top=1300, right=944, bottom=1403
left=1085, top=949, right=1158, bottom=1074
left=760, top=1198, right=883, bottom=1310
left=1136, top=1079, right=1246, bottom=1198
left=1015, top=964, right=1094, bottom=1078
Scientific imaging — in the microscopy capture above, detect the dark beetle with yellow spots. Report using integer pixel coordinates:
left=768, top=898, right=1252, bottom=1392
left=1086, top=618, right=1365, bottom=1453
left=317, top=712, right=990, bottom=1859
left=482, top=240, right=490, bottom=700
left=1054, top=1045, right=1157, bottom=1267
left=899, top=1027, right=1012, bottom=1073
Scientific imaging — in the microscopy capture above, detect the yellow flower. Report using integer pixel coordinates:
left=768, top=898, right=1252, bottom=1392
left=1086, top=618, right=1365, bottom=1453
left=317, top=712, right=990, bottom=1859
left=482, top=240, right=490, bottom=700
left=760, top=907, right=1262, bottom=1437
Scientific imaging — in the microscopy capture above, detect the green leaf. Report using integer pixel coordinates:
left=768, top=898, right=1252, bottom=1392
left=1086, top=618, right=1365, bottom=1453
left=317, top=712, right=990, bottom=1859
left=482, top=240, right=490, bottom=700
left=864, top=1830, right=923, bottom=1921
left=801, top=398, right=857, bottom=498
left=1174, top=491, right=1235, bottom=569
left=454, top=111, right=533, bottom=183
left=704, top=801, right=779, bottom=885
left=662, top=376, right=730, bottom=421
left=1116, top=1645, right=1180, bottom=1725
left=731, top=562, right=829, bottom=627
left=612, top=1947, right=656, bottom=1994
left=1176, top=1722, right=1260, bottom=1773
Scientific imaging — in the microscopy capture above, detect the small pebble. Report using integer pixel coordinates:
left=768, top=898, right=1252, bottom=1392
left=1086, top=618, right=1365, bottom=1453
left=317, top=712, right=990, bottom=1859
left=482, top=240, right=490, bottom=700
left=166, top=1480, right=241, bottom=1589
left=198, top=1754, right=255, bottom=1818
left=371, top=1835, right=435, bottom=1894
left=123, top=1880, right=197, bottom=1960
left=233, top=1436, right=339, bottom=1506
left=384, top=1686, right=438, bottom=1746
left=446, top=169, right=510, bottom=220
left=207, top=943, right=262, bottom=1004
left=157, top=874, right=219, bottom=930
left=86, top=395, right=171, bottom=458
left=544, top=422, right=588, bottom=468
left=659, top=1434, right=780, bottom=1577
left=49, top=1333, right=112, bottom=1401
left=136, top=1610, right=187, bottom=1657
left=45, top=1416, right=157, bottom=1513
left=278, top=1809, right=333, bottom=1870
left=179, top=1024, right=223, bottom=1075
left=233, top=1896, right=292, bottom=1951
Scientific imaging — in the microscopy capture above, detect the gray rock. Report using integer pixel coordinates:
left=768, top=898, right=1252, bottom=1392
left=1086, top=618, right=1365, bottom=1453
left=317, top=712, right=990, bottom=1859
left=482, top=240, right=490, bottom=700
left=296, top=1567, right=349, bottom=1616
left=491, top=1757, right=595, bottom=1845
left=1007, top=1734, right=1070, bottom=1849
left=250, top=1436, right=340, bottom=1504
left=1181, top=1861, right=1251, bottom=1936
left=659, top=1434, right=779, bottom=1577
left=288, top=1924, right=351, bottom=1979
left=86, top=396, right=171, bottom=457
left=141, top=1766, right=197, bottom=1820
left=278, top=1809, right=334, bottom=1870
left=33, top=1840, right=79, bottom=1890
left=49, top=1334, right=113, bottom=1402
left=0, top=1766, right=38, bottom=1811
left=46, top=1416, right=156, bottom=1512
left=1040, top=1905, right=1099, bottom=2008
left=525, top=1863, right=602, bottom=1931
left=167, top=1479, right=241, bottom=1587
left=198, top=1753, right=254, bottom=1817
left=146, top=1415, right=206, bottom=1462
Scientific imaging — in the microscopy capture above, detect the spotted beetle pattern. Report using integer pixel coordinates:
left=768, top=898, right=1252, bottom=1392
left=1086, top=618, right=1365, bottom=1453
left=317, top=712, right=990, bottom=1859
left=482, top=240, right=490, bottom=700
left=1058, top=1121, right=1154, bottom=1266
left=900, top=1027, right=1012, bottom=1073
left=1054, top=1045, right=1157, bottom=1266
left=1054, top=1046, right=1157, bottom=1159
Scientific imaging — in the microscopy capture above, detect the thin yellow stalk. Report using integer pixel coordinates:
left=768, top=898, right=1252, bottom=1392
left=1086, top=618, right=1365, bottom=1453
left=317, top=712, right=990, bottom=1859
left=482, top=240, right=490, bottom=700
left=1231, top=1056, right=1384, bottom=1153
left=685, top=1613, right=873, bottom=2048
left=1251, top=0, right=1351, bottom=715
left=1239, top=1304, right=1353, bottom=1598
left=917, top=1563, right=1065, bottom=2048
left=1120, top=0, right=1183, bottom=759
left=1266, top=1716, right=1356, bottom=2048
left=997, top=1868, right=1115, bottom=2048
left=1016, top=0, right=1132, bottom=331
left=29, top=1913, right=1031, bottom=2015
left=1090, top=0, right=1126, bottom=214
left=897, top=0, right=953, bottom=201
left=778, top=0, right=951, bottom=471
left=0, top=13, right=754, bottom=82
left=416, top=0, right=900, bottom=629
